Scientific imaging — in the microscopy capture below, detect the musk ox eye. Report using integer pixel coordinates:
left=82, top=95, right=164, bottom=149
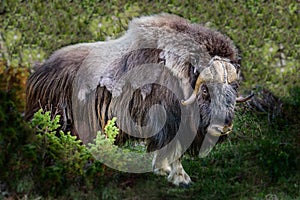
left=190, top=57, right=198, bottom=66
left=201, top=85, right=209, bottom=98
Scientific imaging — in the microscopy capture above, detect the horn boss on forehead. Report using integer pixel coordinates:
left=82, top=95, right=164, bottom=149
left=182, top=58, right=238, bottom=105
left=225, top=62, right=238, bottom=84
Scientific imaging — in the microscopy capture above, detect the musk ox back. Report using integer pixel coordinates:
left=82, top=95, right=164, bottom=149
left=26, top=14, right=249, bottom=186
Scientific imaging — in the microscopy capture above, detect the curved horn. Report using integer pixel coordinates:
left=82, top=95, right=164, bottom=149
left=236, top=92, right=254, bottom=103
left=181, top=75, right=204, bottom=105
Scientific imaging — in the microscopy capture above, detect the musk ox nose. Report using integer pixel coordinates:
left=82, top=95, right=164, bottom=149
left=207, top=124, right=233, bottom=136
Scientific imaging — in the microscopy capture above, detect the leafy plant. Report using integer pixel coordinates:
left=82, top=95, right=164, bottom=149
left=104, top=117, right=119, bottom=144
left=88, top=118, right=152, bottom=173
left=26, top=109, right=91, bottom=196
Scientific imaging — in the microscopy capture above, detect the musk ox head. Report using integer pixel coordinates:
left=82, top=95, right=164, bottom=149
left=182, top=56, right=238, bottom=136
left=25, top=13, right=252, bottom=186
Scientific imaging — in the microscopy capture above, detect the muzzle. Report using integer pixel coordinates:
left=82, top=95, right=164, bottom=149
left=207, top=124, right=233, bottom=137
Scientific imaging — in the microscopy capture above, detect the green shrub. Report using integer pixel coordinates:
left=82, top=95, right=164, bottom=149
left=88, top=118, right=152, bottom=173
left=0, top=105, right=93, bottom=197
left=27, top=109, right=92, bottom=196
left=0, top=105, right=136, bottom=198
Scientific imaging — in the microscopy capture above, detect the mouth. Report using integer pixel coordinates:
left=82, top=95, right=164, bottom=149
left=207, top=125, right=233, bottom=137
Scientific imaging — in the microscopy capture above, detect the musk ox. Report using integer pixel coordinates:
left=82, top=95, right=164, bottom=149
left=25, top=14, right=252, bottom=186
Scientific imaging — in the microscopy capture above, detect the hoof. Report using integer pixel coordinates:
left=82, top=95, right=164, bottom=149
left=168, top=171, right=192, bottom=186
left=179, top=182, right=191, bottom=188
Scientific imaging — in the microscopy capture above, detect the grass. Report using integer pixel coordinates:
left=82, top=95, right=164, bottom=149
left=102, top=106, right=299, bottom=200
left=8, top=102, right=297, bottom=200
left=95, top=105, right=299, bottom=200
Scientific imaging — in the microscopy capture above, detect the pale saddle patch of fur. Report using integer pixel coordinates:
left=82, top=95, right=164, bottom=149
left=75, top=13, right=211, bottom=102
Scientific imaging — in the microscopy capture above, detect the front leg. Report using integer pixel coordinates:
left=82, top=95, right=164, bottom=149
left=168, top=159, right=191, bottom=187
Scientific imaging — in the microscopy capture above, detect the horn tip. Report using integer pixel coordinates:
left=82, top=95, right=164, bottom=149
left=181, top=100, right=188, bottom=106
left=181, top=94, right=197, bottom=105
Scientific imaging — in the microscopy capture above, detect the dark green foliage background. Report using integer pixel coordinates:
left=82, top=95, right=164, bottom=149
left=0, top=0, right=299, bottom=199
left=1, top=0, right=299, bottom=95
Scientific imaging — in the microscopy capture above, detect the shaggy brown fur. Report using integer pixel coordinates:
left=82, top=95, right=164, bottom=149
left=25, top=12, right=240, bottom=154
left=25, top=14, right=241, bottom=186
left=25, top=45, right=91, bottom=137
